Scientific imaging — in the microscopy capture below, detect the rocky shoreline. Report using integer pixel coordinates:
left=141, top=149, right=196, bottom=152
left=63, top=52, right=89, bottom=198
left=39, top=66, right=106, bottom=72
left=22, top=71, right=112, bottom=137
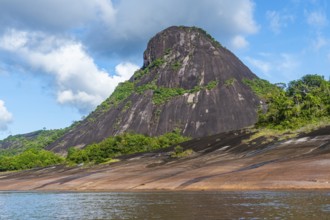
left=1, top=127, right=330, bottom=191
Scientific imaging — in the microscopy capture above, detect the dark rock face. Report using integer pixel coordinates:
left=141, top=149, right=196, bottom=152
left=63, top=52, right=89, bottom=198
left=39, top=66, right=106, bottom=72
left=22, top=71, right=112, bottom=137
left=48, top=26, right=260, bottom=153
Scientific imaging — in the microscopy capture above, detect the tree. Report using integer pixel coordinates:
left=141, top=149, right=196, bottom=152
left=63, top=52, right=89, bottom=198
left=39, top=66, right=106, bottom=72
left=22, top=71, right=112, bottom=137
left=247, top=74, right=330, bottom=129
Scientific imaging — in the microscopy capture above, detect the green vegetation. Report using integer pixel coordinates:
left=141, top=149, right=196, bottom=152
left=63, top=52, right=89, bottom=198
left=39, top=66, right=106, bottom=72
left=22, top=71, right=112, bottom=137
left=132, top=58, right=164, bottom=82
left=3, top=73, right=330, bottom=172
left=135, top=83, right=157, bottom=94
left=242, top=116, right=330, bottom=145
left=243, top=78, right=282, bottom=99
left=105, top=81, right=133, bottom=109
left=67, top=130, right=190, bottom=165
left=122, top=101, right=132, bottom=112
left=0, top=128, right=68, bottom=172
left=164, top=48, right=172, bottom=55
left=93, top=57, right=170, bottom=116
left=82, top=27, right=223, bottom=118
left=190, top=85, right=202, bottom=93
left=133, top=68, right=149, bottom=81
left=205, top=80, right=218, bottom=90
left=241, top=128, right=297, bottom=145
left=151, top=58, right=165, bottom=68
left=0, top=129, right=67, bottom=157
left=152, top=87, right=187, bottom=104
left=92, top=81, right=135, bottom=116
left=149, top=80, right=219, bottom=105
left=0, top=130, right=190, bottom=171
left=188, top=26, right=222, bottom=48
left=225, top=78, right=237, bottom=86
left=0, top=148, right=64, bottom=171
left=171, top=61, right=182, bottom=71
left=170, top=145, right=194, bottom=158
left=90, top=37, right=221, bottom=113
left=245, top=74, right=330, bottom=130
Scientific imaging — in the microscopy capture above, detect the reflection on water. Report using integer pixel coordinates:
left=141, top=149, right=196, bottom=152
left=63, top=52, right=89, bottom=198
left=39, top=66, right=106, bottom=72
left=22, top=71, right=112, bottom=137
left=0, top=191, right=329, bottom=219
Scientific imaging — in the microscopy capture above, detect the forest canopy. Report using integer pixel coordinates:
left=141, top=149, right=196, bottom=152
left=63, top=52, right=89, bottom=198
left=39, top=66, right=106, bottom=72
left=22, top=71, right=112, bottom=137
left=245, top=74, right=330, bottom=129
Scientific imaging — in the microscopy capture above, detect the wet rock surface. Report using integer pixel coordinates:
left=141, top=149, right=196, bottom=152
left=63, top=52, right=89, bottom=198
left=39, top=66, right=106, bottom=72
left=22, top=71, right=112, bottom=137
left=2, top=126, right=330, bottom=191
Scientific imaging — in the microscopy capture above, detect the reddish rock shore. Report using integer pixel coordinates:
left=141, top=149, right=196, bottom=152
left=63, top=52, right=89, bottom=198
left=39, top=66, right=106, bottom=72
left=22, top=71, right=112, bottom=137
left=1, top=127, right=330, bottom=191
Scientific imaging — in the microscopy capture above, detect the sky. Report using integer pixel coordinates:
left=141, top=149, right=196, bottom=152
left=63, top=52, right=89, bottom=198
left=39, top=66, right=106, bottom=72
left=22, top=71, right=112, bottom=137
left=0, top=0, right=329, bottom=139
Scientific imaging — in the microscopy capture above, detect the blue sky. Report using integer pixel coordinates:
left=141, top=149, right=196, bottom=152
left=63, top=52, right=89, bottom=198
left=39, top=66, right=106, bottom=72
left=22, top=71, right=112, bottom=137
left=0, top=0, right=329, bottom=139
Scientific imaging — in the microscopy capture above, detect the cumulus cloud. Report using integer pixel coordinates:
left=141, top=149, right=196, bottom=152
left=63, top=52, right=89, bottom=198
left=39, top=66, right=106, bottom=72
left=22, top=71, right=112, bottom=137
left=0, top=29, right=139, bottom=113
left=0, top=100, right=13, bottom=131
left=93, top=0, right=259, bottom=53
left=0, top=0, right=258, bottom=53
left=3, top=0, right=255, bottom=55
left=0, top=29, right=28, bottom=50
left=0, top=0, right=259, bottom=113
left=115, top=62, right=141, bottom=79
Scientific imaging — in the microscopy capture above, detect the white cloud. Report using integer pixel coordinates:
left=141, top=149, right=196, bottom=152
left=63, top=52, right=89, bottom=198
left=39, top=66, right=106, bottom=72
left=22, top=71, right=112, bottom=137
left=0, top=29, right=139, bottom=113
left=0, top=100, right=13, bottom=131
left=277, top=53, right=299, bottom=77
left=312, top=34, right=328, bottom=50
left=94, top=0, right=117, bottom=26
left=0, top=0, right=259, bottom=55
left=115, top=62, right=140, bottom=79
left=231, top=35, right=249, bottom=49
left=266, top=10, right=294, bottom=34
left=230, top=0, right=258, bottom=34
left=0, top=0, right=260, bottom=113
left=245, top=57, right=271, bottom=76
left=266, top=11, right=281, bottom=34
left=28, top=43, right=139, bottom=113
left=0, top=29, right=28, bottom=50
left=306, top=10, right=327, bottom=28
left=246, top=53, right=300, bottom=81
left=0, top=0, right=116, bottom=31
left=89, top=0, right=259, bottom=53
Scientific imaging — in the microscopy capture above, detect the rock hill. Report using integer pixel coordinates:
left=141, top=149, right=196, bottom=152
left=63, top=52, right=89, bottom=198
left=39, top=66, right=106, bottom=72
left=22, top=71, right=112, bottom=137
left=48, top=26, right=261, bottom=153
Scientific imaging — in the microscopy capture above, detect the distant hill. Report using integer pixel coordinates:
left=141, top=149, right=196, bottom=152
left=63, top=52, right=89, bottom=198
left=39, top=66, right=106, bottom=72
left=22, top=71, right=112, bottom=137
left=0, top=129, right=66, bottom=156
left=48, top=26, right=261, bottom=154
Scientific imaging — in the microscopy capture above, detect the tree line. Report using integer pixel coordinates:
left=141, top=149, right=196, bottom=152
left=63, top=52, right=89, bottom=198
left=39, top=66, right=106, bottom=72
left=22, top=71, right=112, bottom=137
left=0, top=130, right=189, bottom=171
left=245, top=74, right=330, bottom=129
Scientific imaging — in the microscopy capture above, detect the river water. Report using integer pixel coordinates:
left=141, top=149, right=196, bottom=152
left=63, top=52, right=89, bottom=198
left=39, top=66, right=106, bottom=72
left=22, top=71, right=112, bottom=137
left=0, top=191, right=329, bottom=219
